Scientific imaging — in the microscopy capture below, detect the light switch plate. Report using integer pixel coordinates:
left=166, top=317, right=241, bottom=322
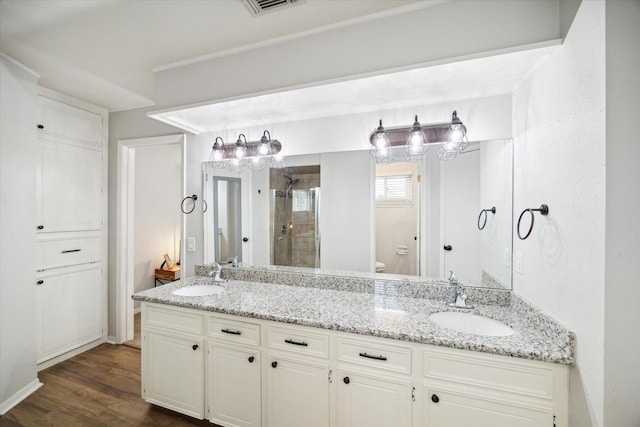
left=187, top=237, right=196, bottom=252
left=514, top=252, right=523, bottom=274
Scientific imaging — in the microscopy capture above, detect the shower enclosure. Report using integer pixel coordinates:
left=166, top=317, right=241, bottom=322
left=270, top=166, right=320, bottom=268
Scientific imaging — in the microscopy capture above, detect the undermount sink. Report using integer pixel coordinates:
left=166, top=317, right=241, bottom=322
left=429, top=311, right=515, bottom=337
left=172, top=284, right=225, bottom=297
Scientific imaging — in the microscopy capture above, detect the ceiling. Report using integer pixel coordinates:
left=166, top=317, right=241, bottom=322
left=0, top=0, right=427, bottom=112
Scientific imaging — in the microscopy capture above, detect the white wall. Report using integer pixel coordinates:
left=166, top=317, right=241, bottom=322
left=512, top=2, right=605, bottom=426
left=133, top=144, right=182, bottom=307
left=603, top=1, right=640, bottom=425
left=0, top=55, right=41, bottom=413
left=154, top=0, right=560, bottom=110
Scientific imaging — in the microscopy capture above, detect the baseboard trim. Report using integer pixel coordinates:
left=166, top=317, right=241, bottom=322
left=0, top=378, right=43, bottom=415
left=37, top=338, right=106, bottom=371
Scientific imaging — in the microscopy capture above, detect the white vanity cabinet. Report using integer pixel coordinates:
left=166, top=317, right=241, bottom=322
left=421, top=346, right=568, bottom=427
left=207, top=316, right=262, bottom=427
left=142, top=304, right=205, bottom=419
left=335, top=336, right=414, bottom=427
left=265, top=325, right=330, bottom=427
left=35, top=91, right=107, bottom=368
left=139, top=302, right=569, bottom=427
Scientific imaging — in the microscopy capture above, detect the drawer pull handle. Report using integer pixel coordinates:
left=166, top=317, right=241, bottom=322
left=61, top=249, right=81, bottom=254
left=37, top=225, right=44, bottom=230
left=248, top=356, right=255, bottom=363
left=284, top=339, right=308, bottom=347
left=192, top=344, right=199, bottom=351
left=271, top=361, right=278, bottom=368
left=343, top=376, right=350, bottom=384
left=36, top=280, right=44, bottom=285
left=431, top=394, right=440, bottom=403
left=37, top=124, right=44, bottom=129
left=221, top=328, right=242, bottom=335
left=358, top=352, right=387, bottom=361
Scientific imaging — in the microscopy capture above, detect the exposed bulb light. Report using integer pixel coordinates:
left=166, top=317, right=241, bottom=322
left=370, top=119, right=392, bottom=163
left=258, top=130, right=271, bottom=156
left=234, top=134, right=247, bottom=160
left=405, top=115, right=427, bottom=160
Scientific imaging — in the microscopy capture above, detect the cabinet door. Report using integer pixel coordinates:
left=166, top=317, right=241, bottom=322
left=36, top=137, right=102, bottom=232
left=37, top=96, right=102, bottom=146
left=36, top=264, right=102, bottom=363
left=266, top=354, right=329, bottom=427
left=208, top=343, right=261, bottom=427
left=337, top=369, right=413, bottom=427
left=423, top=386, right=552, bottom=427
left=143, top=331, right=204, bottom=419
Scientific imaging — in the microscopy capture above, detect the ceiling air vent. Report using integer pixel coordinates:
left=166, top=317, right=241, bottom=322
left=242, top=0, right=301, bottom=16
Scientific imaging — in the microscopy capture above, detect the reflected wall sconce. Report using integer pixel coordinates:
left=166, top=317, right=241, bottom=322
left=208, top=130, right=285, bottom=172
left=370, top=110, right=469, bottom=163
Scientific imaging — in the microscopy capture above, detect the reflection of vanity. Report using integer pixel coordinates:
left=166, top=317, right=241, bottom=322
left=133, top=266, right=573, bottom=427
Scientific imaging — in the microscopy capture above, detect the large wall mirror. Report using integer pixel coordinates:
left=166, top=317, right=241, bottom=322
left=202, top=138, right=513, bottom=289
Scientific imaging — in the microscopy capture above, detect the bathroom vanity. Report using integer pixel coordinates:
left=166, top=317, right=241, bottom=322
left=133, top=268, right=573, bottom=427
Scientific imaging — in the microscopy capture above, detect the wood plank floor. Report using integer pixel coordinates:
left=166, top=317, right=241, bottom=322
left=0, top=344, right=219, bottom=427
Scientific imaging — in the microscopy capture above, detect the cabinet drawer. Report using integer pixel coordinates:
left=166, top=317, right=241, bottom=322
left=337, top=337, right=412, bottom=375
left=37, top=233, right=101, bottom=270
left=267, top=326, right=329, bottom=358
left=144, top=304, right=204, bottom=335
left=423, top=347, right=555, bottom=400
left=208, top=315, right=261, bottom=346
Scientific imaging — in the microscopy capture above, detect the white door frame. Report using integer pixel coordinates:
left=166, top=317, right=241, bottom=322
left=114, top=134, right=186, bottom=343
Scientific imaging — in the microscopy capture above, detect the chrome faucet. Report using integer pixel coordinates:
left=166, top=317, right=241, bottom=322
left=447, top=271, right=473, bottom=309
left=209, top=263, right=226, bottom=282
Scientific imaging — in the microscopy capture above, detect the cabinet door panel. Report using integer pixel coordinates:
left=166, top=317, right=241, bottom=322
left=266, top=355, right=329, bottom=427
left=208, top=344, right=261, bottom=427
left=38, top=96, right=102, bottom=146
left=37, top=138, right=102, bottom=232
left=424, top=386, right=552, bottom=427
left=337, top=369, right=412, bottom=427
left=36, top=264, right=102, bottom=363
left=144, top=331, right=204, bottom=419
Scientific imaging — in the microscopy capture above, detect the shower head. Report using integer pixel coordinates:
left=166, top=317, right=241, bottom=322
left=284, top=175, right=300, bottom=186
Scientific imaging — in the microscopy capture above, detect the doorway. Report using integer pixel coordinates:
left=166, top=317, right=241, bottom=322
left=115, top=134, right=185, bottom=344
left=374, top=162, right=420, bottom=276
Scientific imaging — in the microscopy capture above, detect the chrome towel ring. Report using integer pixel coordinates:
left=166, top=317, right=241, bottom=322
left=477, top=207, right=496, bottom=230
left=517, top=204, right=549, bottom=240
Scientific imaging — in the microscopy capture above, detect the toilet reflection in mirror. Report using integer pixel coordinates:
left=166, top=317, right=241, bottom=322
left=375, top=162, right=420, bottom=276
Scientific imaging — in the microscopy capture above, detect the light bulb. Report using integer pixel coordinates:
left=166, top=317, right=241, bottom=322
left=258, top=142, right=270, bottom=156
left=234, top=145, right=246, bottom=159
left=212, top=149, right=224, bottom=162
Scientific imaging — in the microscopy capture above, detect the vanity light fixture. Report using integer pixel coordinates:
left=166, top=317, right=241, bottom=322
left=370, top=110, right=469, bottom=163
left=208, top=130, right=285, bottom=171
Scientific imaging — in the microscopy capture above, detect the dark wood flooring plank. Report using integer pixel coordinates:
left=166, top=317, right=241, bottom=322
left=0, top=344, right=218, bottom=427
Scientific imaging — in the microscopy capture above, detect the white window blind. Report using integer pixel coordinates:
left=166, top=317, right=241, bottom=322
left=375, top=173, right=412, bottom=204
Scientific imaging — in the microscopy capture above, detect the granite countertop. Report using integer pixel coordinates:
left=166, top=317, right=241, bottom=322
left=133, top=276, right=575, bottom=365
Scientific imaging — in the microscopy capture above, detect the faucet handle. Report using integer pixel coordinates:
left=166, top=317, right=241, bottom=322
left=448, top=270, right=457, bottom=283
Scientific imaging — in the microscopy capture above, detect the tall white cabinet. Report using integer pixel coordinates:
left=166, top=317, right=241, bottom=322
left=35, top=90, right=108, bottom=367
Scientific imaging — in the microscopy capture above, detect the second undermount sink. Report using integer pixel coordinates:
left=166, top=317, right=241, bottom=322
left=429, top=311, right=515, bottom=337
left=172, top=284, right=225, bottom=297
